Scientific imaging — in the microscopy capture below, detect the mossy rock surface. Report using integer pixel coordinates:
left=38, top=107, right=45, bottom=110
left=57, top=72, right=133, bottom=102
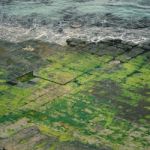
left=0, top=39, right=150, bottom=150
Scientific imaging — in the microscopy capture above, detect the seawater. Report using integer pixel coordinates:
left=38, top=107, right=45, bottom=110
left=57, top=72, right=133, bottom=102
left=0, top=0, right=150, bottom=44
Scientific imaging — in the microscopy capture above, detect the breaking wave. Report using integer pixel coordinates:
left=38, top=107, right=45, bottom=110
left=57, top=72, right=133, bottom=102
left=0, top=0, right=150, bottom=44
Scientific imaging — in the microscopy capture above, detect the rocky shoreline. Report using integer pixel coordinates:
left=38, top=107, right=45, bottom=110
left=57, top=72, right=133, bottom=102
left=0, top=37, right=150, bottom=150
left=0, top=37, right=149, bottom=86
left=0, top=1, right=150, bottom=150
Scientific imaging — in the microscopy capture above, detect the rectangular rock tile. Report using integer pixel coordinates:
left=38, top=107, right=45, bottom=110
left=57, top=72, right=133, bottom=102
left=116, top=48, right=145, bottom=62
left=96, top=46, right=125, bottom=57
left=24, top=85, right=72, bottom=110
left=35, top=67, right=82, bottom=85
left=0, top=78, right=57, bottom=116
left=66, top=54, right=111, bottom=72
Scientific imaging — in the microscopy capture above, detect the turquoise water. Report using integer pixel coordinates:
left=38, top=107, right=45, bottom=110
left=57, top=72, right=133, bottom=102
left=1, top=0, right=150, bottom=21
left=0, top=0, right=150, bottom=43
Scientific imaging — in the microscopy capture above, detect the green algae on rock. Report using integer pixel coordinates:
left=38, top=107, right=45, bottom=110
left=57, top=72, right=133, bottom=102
left=0, top=39, right=150, bottom=150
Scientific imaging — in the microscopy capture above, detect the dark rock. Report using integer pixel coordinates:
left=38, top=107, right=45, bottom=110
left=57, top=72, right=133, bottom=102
left=100, top=38, right=122, bottom=46
left=140, top=40, right=150, bottom=51
left=127, top=47, right=145, bottom=58
left=119, top=41, right=137, bottom=51
left=0, top=147, right=6, bottom=150
left=6, top=80, right=18, bottom=86
left=70, top=21, right=83, bottom=28
left=66, top=38, right=140, bottom=57
left=84, top=42, right=98, bottom=54
left=58, top=28, right=63, bottom=33
left=66, top=38, right=88, bottom=47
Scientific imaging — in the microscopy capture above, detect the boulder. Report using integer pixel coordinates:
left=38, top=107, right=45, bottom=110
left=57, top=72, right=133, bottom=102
left=66, top=38, right=88, bottom=47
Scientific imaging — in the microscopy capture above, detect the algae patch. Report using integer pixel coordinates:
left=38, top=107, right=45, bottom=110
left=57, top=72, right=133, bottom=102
left=0, top=39, right=150, bottom=150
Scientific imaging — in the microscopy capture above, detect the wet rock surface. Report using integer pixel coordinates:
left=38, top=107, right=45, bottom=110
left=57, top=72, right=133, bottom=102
left=0, top=40, right=62, bottom=81
left=0, top=38, right=150, bottom=149
left=66, top=38, right=149, bottom=59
